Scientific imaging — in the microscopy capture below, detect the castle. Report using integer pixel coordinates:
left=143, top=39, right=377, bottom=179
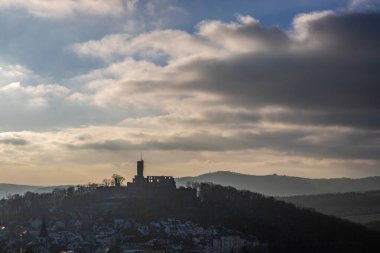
left=127, top=157, right=176, bottom=190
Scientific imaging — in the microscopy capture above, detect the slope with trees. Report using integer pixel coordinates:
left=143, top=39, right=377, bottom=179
left=0, top=181, right=379, bottom=252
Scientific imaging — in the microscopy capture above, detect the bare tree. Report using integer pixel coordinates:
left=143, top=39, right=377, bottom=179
left=102, top=179, right=112, bottom=187
left=111, top=174, right=125, bottom=187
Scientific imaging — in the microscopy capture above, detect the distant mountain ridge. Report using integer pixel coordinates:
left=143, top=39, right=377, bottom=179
left=2, top=171, right=380, bottom=198
left=176, top=171, right=380, bottom=196
left=0, top=184, right=70, bottom=199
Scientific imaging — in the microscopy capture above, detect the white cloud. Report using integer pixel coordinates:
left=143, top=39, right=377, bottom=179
left=292, top=10, right=334, bottom=41
left=27, top=97, right=48, bottom=108
left=70, top=15, right=292, bottom=109
left=348, top=0, right=380, bottom=11
left=0, top=82, right=67, bottom=110
left=72, top=15, right=284, bottom=63
left=1, top=82, right=70, bottom=96
left=0, top=63, right=36, bottom=85
left=72, top=30, right=217, bottom=63
left=125, top=0, right=140, bottom=11
left=123, top=0, right=187, bottom=30
left=0, top=0, right=125, bottom=19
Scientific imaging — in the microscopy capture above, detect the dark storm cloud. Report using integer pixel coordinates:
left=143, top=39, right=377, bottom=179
left=0, top=138, right=29, bottom=146
left=179, top=12, right=380, bottom=128
left=170, top=109, right=380, bottom=130
left=68, top=129, right=380, bottom=160
left=267, top=109, right=380, bottom=130
left=63, top=11, right=380, bottom=162
left=74, top=139, right=135, bottom=151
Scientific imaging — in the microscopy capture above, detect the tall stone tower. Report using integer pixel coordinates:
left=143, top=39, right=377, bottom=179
left=136, top=153, right=144, bottom=183
left=137, top=159, right=144, bottom=179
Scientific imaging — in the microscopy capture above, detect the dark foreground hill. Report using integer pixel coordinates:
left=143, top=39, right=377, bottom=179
left=1, top=183, right=379, bottom=253
left=279, top=190, right=380, bottom=230
left=197, top=184, right=380, bottom=252
left=176, top=171, right=380, bottom=196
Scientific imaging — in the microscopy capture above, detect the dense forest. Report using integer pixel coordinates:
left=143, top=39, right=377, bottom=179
left=1, top=183, right=379, bottom=253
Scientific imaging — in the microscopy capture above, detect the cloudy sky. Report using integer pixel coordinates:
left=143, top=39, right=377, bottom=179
left=0, top=0, right=380, bottom=185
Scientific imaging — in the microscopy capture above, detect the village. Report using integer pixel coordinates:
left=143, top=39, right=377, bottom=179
left=0, top=214, right=260, bottom=253
left=0, top=158, right=261, bottom=253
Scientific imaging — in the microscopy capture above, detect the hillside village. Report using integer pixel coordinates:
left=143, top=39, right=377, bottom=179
left=0, top=215, right=260, bottom=253
left=0, top=159, right=261, bottom=253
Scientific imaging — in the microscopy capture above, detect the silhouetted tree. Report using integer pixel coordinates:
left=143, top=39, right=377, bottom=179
left=111, top=174, right=125, bottom=187
left=102, top=178, right=112, bottom=187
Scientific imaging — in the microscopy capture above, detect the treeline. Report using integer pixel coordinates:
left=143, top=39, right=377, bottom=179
left=0, top=185, right=97, bottom=224
left=1, top=183, right=380, bottom=252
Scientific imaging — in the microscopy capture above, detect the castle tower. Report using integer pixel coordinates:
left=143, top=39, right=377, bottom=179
left=137, top=159, right=144, bottom=179
left=136, top=153, right=144, bottom=183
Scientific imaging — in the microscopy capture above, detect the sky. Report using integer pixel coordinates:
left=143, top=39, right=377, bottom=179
left=0, top=0, right=380, bottom=185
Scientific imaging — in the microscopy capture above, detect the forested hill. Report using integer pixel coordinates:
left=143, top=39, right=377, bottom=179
left=1, top=183, right=379, bottom=252
left=176, top=171, right=380, bottom=196
left=198, top=184, right=380, bottom=253
left=279, top=190, right=380, bottom=228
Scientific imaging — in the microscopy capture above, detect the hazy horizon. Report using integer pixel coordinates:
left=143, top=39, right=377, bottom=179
left=1, top=0, right=380, bottom=185
left=2, top=168, right=380, bottom=187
